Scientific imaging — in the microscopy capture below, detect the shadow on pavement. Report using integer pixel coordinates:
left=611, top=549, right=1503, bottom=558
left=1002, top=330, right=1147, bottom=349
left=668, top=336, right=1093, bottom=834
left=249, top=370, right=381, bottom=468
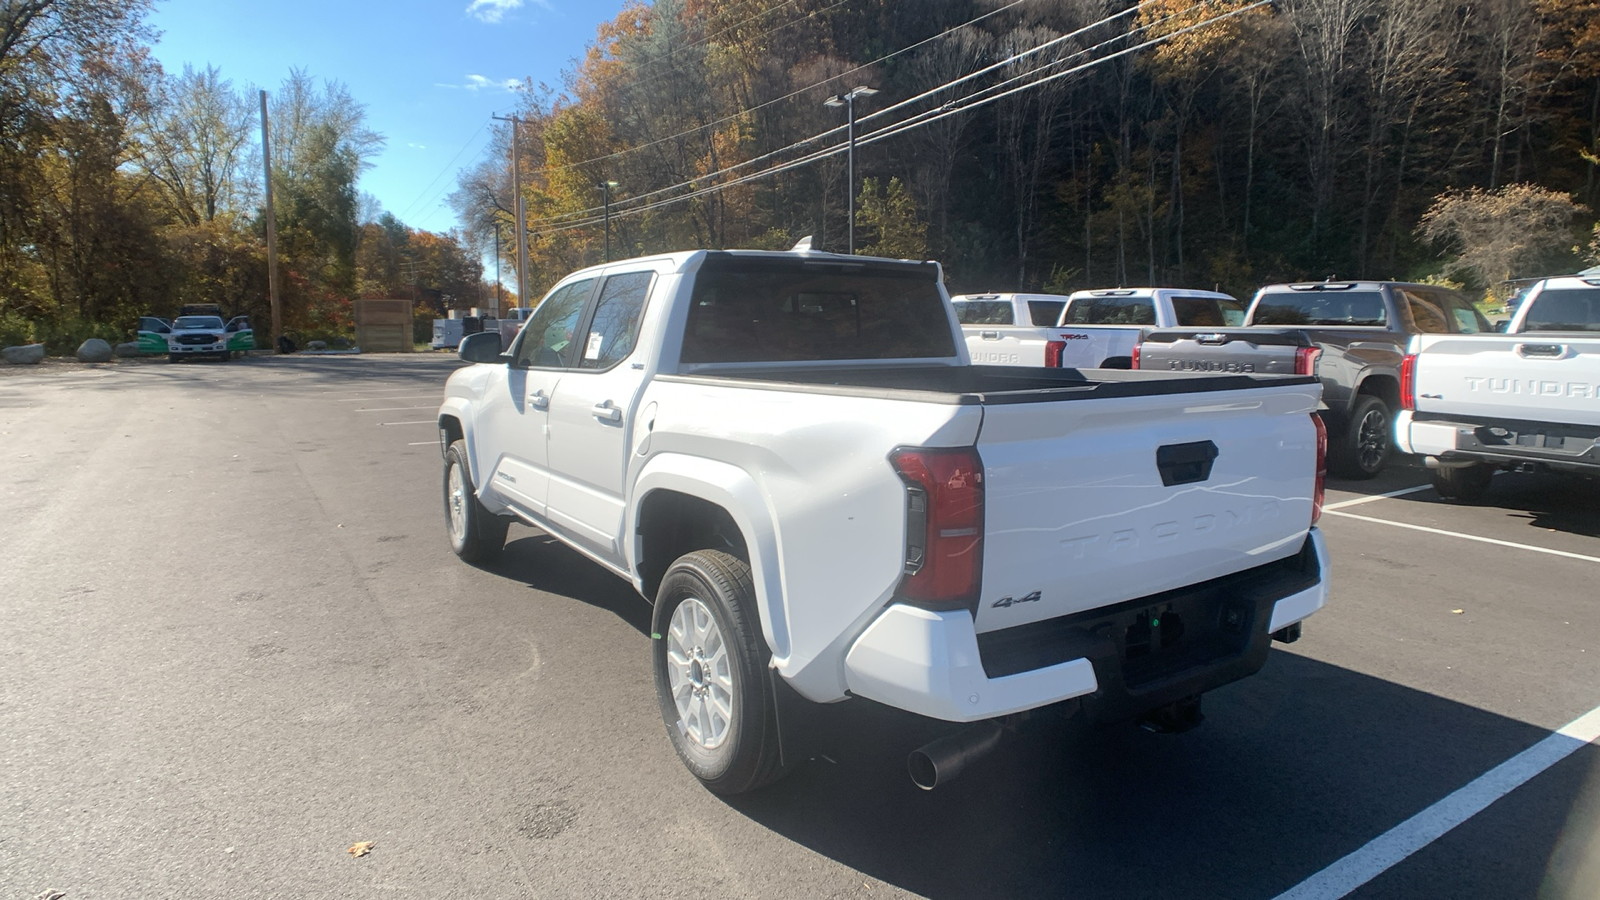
left=723, top=652, right=1592, bottom=899
left=1385, top=468, right=1600, bottom=541
left=496, top=530, right=652, bottom=636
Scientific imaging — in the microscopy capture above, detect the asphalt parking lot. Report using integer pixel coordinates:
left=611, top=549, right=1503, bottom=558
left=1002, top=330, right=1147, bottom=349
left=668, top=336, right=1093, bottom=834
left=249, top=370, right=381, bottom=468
left=2, top=355, right=1597, bottom=899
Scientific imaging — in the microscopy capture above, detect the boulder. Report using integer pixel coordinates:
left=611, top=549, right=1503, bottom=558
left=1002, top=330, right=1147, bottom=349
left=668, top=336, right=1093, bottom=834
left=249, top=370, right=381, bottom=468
left=76, top=338, right=114, bottom=363
left=306, top=340, right=328, bottom=350
left=114, top=341, right=142, bottom=358
left=2, top=343, right=45, bottom=365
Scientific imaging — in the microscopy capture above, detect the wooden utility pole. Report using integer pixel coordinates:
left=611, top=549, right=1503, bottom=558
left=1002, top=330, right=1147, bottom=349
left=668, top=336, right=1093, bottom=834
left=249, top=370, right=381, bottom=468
left=492, top=115, right=529, bottom=310
left=260, top=90, right=282, bottom=348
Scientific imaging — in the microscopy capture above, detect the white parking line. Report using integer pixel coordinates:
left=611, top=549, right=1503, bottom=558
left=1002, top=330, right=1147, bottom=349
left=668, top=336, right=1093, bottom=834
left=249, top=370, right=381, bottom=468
left=1322, top=510, right=1600, bottom=564
left=355, top=406, right=435, bottom=412
left=336, top=393, right=435, bottom=401
left=407, top=441, right=436, bottom=446
left=1323, top=484, right=1434, bottom=511
left=1274, top=702, right=1600, bottom=900
left=379, top=420, right=435, bottom=426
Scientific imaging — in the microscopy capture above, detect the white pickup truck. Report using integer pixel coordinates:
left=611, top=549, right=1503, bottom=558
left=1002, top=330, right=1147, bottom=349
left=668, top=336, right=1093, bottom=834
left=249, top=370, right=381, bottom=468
left=1396, top=275, right=1600, bottom=502
left=956, top=288, right=1245, bottom=370
left=438, top=249, right=1331, bottom=794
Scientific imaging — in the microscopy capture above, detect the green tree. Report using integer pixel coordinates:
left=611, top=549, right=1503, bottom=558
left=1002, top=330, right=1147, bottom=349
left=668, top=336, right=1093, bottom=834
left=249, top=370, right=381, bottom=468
left=856, top=177, right=927, bottom=260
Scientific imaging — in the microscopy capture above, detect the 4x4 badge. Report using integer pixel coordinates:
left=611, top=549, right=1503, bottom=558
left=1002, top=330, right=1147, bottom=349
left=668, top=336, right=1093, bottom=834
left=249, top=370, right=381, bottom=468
left=992, top=590, right=1042, bottom=609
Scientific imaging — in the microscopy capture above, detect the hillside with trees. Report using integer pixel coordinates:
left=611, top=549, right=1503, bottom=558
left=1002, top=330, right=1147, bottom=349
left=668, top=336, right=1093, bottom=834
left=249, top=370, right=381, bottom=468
left=0, top=0, right=484, bottom=351
left=452, top=0, right=1600, bottom=302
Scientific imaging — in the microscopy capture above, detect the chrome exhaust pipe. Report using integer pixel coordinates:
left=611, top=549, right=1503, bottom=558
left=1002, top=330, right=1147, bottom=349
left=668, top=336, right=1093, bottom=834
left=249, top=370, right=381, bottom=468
left=908, top=722, right=1004, bottom=790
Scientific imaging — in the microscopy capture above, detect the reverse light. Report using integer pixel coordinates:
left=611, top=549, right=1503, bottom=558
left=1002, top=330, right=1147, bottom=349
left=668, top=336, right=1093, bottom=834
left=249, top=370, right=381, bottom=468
left=1311, top=414, right=1328, bottom=525
left=1130, top=342, right=1143, bottom=369
left=1400, top=353, right=1417, bottom=410
left=1294, top=346, right=1321, bottom=376
left=889, top=447, right=984, bottom=611
left=1044, top=340, right=1066, bottom=367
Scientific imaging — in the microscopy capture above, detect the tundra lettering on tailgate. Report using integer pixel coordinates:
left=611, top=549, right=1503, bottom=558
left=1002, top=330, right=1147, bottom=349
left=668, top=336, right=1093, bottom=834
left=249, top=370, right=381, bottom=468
left=1462, top=376, right=1596, bottom=400
left=1167, top=359, right=1257, bottom=373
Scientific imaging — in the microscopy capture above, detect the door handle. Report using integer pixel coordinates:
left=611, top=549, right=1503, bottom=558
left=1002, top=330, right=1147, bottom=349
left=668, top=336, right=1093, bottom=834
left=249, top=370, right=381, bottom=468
left=530, top=389, right=549, bottom=409
left=1517, top=343, right=1565, bottom=358
left=592, top=401, right=622, bottom=422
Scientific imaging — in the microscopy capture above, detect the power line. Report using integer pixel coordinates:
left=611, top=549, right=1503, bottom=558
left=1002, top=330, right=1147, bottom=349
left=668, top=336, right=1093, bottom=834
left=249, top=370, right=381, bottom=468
left=535, top=0, right=1035, bottom=178
left=525, top=0, right=1271, bottom=236
left=395, top=118, right=493, bottom=223
left=526, top=0, right=1168, bottom=227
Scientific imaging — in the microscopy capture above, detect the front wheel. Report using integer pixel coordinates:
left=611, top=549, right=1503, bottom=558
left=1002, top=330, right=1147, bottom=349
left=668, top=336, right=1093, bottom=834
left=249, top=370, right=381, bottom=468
left=1430, top=462, right=1494, bottom=503
left=443, top=440, right=508, bottom=562
left=653, top=550, right=785, bottom=795
left=1329, top=396, right=1391, bottom=480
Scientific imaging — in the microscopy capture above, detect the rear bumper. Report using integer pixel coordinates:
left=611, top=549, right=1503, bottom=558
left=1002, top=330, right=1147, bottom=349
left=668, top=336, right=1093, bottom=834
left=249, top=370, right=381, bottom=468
left=843, top=529, right=1329, bottom=723
left=1396, top=410, right=1600, bottom=472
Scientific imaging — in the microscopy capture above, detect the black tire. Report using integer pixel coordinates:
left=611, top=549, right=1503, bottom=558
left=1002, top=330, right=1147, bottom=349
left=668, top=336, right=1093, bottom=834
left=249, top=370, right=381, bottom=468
left=217, top=351, right=230, bottom=362
left=1329, top=395, right=1391, bottom=480
left=1430, top=462, right=1494, bottom=503
left=167, top=353, right=179, bottom=363
left=442, top=439, right=508, bottom=562
left=652, top=550, right=785, bottom=795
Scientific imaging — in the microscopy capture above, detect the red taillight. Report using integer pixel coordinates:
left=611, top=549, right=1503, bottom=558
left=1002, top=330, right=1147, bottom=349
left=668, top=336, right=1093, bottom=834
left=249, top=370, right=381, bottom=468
left=1311, top=414, right=1328, bottom=525
left=1130, top=342, right=1143, bottom=369
left=1295, top=346, right=1321, bottom=376
left=1400, top=353, right=1417, bottom=410
left=889, top=447, right=984, bottom=610
left=1045, top=340, right=1066, bottom=367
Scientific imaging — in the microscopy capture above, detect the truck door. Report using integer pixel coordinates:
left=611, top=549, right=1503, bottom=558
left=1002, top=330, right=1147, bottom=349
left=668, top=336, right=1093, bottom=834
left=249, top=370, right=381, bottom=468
left=474, top=278, right=595, bottom=519
left=137, top=317, right=170, bottom=354
left=544, top=268, right=657, bottom=566
left=225, top=316, right=254, bottom=353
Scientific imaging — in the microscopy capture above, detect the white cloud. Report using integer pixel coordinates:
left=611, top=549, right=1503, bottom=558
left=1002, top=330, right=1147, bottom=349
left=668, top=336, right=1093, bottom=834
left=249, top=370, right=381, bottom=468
left=407, top=142, right=427, bottom=150
left=433, top=75, right=522, bottom=92
left=466, top=0, right=521, bottom=23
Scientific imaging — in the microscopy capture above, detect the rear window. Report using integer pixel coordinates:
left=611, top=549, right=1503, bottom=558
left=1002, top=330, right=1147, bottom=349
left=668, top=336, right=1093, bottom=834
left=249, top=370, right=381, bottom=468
left=1061, top=295, right=1156, bottom=325
left=1521, top=288, right=1600, bottom=332
left=1171, top=295, right=1246, bottom=327
left=1026, top=300, right=1065, bottom=326
left=1251, top=291, right=1387, bottom=326
left=681, top=258, right=956, bottom=363
left=954, top=300, right=1013, bottom=325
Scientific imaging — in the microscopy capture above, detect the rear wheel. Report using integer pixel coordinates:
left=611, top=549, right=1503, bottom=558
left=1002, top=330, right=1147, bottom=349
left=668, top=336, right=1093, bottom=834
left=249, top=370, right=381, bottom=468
left=1329, top=396, right=1391, bottom=480
left=167, top=353, right=179, bottom=363
left=653, top=550, right=785, bottom=795
left=443, top=440, right=508, bottom=562
left=1430, top=462, right=1494, bottom=503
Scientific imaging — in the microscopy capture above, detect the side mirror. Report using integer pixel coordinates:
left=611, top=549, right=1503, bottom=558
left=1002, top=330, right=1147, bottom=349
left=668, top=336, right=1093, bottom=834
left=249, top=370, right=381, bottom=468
left=458, top=331, right=505, bottom=363
left=1494, top=321, right=1509, bottom=333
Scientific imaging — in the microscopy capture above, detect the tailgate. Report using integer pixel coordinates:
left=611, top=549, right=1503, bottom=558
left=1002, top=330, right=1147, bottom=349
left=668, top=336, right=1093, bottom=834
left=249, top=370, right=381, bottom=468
left=1052, top=327, right=1141, bottom=368
left=974, top=381, right=1321, bottom=634
left=1137, top=329, right=1310, bottom=375
left=964, top=327, right=1047, bottom=366
left=1413, top=335, right=1600, bottom=426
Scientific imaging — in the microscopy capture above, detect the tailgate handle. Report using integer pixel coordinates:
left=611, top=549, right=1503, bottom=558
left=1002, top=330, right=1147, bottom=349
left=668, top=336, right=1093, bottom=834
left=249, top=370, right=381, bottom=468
left=1156, top=441, right=1220, bottom=487
left=981, top=330, right=1000, bottom=340
left=1517, top=343, right=1564, bottom=358
left=1195, top=333, right=1229, bottom=345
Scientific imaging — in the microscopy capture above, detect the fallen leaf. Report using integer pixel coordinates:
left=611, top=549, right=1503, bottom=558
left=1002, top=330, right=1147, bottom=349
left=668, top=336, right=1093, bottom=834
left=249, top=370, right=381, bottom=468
left=1451, top=609, right=1465, bottom=615
left=347, top=841, right=375, bottom=858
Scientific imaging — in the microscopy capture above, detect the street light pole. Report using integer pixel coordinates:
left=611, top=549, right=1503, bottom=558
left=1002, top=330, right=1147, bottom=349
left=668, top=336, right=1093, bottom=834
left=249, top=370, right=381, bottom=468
left=596, top=180, right=618, bottom=261
left=824, top=86, right=878, bottom=255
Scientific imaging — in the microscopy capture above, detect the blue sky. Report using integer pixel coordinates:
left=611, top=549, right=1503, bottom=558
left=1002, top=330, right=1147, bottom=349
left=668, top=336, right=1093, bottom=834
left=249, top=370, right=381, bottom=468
left=149, top=0, right=629, bottom=236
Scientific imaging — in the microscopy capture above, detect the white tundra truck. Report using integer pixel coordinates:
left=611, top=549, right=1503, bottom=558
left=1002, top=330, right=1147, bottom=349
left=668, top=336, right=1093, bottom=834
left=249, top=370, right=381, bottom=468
left=1396, top=274, right=1600, bottom=502
left=437, top=249, right=1332, bottom=794
left=955, top=288, right=1245, bottom=370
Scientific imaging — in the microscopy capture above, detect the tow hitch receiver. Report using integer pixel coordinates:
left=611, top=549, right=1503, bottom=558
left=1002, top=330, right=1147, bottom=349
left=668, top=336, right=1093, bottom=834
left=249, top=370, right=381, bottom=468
left=1137, top=694, right=1205, bottom=734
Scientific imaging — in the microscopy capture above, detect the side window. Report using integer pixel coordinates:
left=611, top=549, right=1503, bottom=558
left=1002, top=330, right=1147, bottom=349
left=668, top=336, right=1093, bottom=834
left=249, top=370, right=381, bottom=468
left=1433, top=291, right=1488, bottom=333
left=579, top=272, right=654, bottom=369
left=1402, top=289, right=1449, bottom=333
left=513, top=279, right=595, bottom=368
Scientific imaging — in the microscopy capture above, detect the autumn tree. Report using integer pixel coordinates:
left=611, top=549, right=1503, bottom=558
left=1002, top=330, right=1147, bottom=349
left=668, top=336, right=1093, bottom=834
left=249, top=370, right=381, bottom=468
left=856, top=177, right=927, bottom=260
left=1420, top=184, right=1587, bottom=292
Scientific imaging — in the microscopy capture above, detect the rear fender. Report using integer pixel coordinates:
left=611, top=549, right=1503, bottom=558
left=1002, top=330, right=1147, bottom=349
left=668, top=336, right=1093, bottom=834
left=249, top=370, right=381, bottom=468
left=630, top=453, right=788, bottom=663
